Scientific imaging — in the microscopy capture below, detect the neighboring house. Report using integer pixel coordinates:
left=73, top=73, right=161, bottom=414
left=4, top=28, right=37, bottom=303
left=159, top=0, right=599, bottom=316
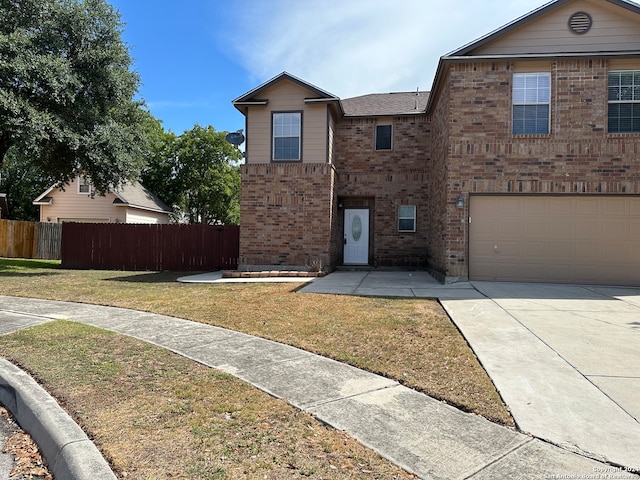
left=33, top=175, right=172, bottom=224
left=233, top=0, right=640, bottom=286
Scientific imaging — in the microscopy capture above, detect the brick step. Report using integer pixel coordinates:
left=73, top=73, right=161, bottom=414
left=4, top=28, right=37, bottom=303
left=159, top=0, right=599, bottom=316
left=222, top=271, right=326, bottom=278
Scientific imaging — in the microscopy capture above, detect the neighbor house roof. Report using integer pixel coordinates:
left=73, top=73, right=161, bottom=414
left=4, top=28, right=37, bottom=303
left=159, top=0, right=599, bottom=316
left=112, top=182, right=172, bottom=214
left=33, top=181, right=172, bottom=214
left=341, top=91, right=430, bottom=117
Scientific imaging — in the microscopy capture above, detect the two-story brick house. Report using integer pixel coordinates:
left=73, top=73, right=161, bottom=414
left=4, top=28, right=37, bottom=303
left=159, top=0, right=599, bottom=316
left=233, top=0, right=640, bottom=286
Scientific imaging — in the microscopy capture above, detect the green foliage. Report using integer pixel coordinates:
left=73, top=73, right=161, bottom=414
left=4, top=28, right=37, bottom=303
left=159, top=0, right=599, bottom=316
left=0, top=147, right=57, bottom=221
left=0, top=0, right=146, bottom=193
left=142, top=125, right=242, bottom=225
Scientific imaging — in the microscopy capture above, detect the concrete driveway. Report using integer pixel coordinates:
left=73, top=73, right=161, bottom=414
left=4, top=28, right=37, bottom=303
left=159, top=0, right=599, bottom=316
left=301, top=273, right=640, bottom=470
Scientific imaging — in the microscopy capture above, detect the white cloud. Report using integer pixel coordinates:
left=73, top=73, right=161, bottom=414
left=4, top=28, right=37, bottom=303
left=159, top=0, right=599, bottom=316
left=224, top=0, right=545, bottom=97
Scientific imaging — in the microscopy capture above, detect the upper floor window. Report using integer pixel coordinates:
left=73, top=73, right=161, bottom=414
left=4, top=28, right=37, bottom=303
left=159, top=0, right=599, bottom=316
left=77, top=175, right=91, bottom=194
left=375, top=124, right=392, bottom=150
left=273, top=112, right=301, bottom=161
left=512, top=73, right=550, bottom=135
left=608, top=71, right=640, bottom=133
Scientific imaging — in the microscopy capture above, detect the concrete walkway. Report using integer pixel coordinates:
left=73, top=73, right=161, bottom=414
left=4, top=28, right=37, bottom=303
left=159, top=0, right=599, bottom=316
left=300, top=272, right=640, bottom=471
left=0, top=293, right=635, bottom=479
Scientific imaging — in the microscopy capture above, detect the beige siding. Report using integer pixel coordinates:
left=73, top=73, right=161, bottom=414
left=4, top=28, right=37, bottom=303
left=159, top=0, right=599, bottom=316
left=475, top=0, right=640, bottom=56
left=125, top=209, right=170, bottom=224
left=328, top=111, right=336, bottom=165
left=245, top=79, right=329, bottom=164
left=40, top=178, right=124, bottom=223
left=39, top=178, right=169, bottom=224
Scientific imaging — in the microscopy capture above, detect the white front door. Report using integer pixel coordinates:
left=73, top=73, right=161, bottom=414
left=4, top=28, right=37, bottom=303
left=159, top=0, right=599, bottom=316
left=343, top=209, right=369, bottom=265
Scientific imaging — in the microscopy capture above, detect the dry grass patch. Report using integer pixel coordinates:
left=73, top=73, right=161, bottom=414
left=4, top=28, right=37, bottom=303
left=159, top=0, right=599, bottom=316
left=0, top=260, right=513, bottom=425
left=0, top=321, right=417, bottom=479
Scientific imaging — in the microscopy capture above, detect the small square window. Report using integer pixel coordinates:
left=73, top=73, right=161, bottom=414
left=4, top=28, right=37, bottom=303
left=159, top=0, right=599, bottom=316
left=398, top=205, right=416, bottom=232
left=375, top=125, right=392, bottom=150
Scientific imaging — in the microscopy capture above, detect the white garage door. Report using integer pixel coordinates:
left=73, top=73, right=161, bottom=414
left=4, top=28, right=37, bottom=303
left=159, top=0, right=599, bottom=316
left=469, top=195, right=640, bottom=285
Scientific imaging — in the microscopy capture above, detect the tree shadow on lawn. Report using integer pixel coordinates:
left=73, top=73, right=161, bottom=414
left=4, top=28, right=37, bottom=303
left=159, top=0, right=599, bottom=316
left=0, top=271, right=60, bottom=278
left=105, top=271, right=201, bottom=284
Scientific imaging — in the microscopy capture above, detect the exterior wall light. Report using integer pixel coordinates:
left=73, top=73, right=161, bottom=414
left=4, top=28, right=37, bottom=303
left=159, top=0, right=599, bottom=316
left=456, top=193, right=465, bottom=209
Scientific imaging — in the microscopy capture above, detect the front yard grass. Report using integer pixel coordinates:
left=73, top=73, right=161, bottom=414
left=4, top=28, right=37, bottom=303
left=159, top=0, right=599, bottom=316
left=0, top=258, right=513, bottom=477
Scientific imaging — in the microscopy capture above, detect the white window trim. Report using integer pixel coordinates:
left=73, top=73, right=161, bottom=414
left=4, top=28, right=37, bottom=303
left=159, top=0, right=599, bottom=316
left=608, top=70, right=640, bottom=133
left=398, top=205, right=416, bottom=232
left=77, top=175, right=92, bottom=195
left=272, top=112, right=302, bottom=161
left=512, top=72, right=551, bottom=135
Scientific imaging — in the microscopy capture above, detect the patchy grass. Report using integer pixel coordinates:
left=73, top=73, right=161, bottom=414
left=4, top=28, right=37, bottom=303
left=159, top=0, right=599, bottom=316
left=0, top=321, right=416, bottom=479
left=0, top=258, right=513, bottom=475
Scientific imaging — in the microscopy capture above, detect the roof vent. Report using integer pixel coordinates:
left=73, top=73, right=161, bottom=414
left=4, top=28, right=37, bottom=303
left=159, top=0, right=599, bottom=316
left=568, top=11, right=592, bottom=35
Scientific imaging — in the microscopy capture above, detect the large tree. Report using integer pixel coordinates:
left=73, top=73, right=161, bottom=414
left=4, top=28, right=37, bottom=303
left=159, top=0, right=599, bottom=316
left=142, top=125, right=242, bottom=225
left=0, top=147, right=56, bottom=221
left=0, top=0, right=146, bottom=193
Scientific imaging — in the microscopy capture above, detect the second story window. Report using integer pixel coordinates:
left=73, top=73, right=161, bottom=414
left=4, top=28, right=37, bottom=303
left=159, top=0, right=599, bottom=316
left=375, top=124, right=392, bottom=150
left=77, top=175, right=91, bottom=194
left=608, top=70, right=640, bottom=133
left=512, top=72, right=550, bottom=135
left=273, top=112, right=301, bottom=161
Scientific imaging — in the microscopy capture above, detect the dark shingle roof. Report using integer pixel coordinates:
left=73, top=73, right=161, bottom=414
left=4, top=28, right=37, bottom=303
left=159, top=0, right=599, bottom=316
left=341, top=91, right=430, bottom=117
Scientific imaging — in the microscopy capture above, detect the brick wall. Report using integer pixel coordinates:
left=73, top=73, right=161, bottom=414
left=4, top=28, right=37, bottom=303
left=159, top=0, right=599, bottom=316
left=335, top=115, right=431, bottom=267
left=239, top=163, right=335, bottom=270
left=431, top=59, right=640, bottom=280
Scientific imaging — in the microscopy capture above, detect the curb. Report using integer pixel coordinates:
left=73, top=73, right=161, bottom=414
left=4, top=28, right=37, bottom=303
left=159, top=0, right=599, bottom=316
left=0, top=359, right=116, bottom=480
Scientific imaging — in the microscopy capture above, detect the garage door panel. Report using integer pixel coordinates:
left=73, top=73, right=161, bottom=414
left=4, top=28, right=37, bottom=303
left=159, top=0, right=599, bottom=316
left=601, top=198, right=627, bottom=215
left=576, top=197, right=602, bottom=215
left=548, top=197, right=575, bottom=214
left=524, top=216, right=547, bottom=239
left=470, top=196, right=640, bottom=286
left=545, top=241, right=576, bottom=259
left=575, top=218, right=600, bottom=237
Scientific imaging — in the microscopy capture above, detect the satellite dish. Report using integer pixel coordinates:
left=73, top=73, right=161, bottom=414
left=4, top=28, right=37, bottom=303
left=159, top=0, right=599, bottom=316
left=225, top=130, right=245, bottom=146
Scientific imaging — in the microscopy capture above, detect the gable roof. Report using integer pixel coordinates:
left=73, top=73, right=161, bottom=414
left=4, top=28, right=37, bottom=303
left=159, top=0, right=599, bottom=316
left=341, top=91, right=430, bottom=117
left=112, top=182, right=172, bottom=214
left=448, top=0, right=640, bottom=57
left=33, top=181, right=172, bottom=214
left=426, top=0, right=640, bottom=114
left=232, top=72, right=341, bottom=113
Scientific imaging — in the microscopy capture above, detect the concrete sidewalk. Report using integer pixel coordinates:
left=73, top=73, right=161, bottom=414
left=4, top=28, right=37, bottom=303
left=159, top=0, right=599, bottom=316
left=0, top=295, right=631, bottom=480
left=300, top=272, right=640, bottom=470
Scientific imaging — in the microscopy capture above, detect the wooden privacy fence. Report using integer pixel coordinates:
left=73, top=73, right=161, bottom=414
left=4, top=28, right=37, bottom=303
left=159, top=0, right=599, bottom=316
left=61, top=223, right=239, bottom=271
left=0, top=220, right=62, bottom=260
left=37, top=222, right=62, bottom=260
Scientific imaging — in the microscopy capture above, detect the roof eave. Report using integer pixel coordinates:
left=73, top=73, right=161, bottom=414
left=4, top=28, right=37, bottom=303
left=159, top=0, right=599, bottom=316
left=232, top=71, right=339, bottom=104
left=343, top=110, right=426, bottom=118
left=33, top=185, right=57, bottom=203
left=447, top=0, right=640, bottom=58
left=113, top=202, right=172, bottom=214
left=446, top=0, right=565, bottom=57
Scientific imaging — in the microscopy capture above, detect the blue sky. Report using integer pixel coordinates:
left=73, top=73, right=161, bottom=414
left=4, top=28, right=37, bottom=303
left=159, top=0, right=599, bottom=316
left=109, top=0, right=545, bottom=135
